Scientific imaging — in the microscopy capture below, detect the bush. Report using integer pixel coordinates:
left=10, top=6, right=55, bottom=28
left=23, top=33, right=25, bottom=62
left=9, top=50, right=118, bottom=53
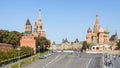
left=0, top=46, right=33, bottom=64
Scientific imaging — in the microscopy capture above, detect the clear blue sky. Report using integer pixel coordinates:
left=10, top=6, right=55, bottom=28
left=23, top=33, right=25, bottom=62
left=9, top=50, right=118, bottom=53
left=0, top=0, right=120, bottom=43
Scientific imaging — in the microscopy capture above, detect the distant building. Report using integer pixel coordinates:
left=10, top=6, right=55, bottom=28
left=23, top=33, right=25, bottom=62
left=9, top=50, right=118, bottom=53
left=110, top=32, right=119, bottom=50
left=20, top=10, right=46, bottom=54
left=49, top=42, right=82, bottom=50
left=110, top=32, right=119, bottom=43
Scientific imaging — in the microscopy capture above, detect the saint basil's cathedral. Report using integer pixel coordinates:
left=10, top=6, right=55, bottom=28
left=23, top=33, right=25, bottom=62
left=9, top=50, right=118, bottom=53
left=86, top=14, right=110, bottom=45
left=86, top=14, right=119, bottom=51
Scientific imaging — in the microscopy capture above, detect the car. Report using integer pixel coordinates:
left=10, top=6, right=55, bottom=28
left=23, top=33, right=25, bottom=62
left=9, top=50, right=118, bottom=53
left=44, top=55, right=49, bottom=58
left=40, top=56, right=46, bottom=59
left=113, top=55, right=116, bottom=60
left=40, top=53, right=53, bottom=59
left=52, top=50, right=57, bottom=53
left=47, top=53, right=52, bottom=56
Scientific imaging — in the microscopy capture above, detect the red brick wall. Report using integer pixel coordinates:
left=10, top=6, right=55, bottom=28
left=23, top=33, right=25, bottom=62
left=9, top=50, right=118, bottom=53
left=20, top=36, right=36, bottom=54
left=0, top=43, right=14, bottom=50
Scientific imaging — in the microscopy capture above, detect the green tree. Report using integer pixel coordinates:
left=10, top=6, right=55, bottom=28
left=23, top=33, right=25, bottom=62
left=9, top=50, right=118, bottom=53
left=45, top=40, right=51, bottom=48
left=36, top=37, right=51, bottom=52
left=0, top=30, right=9, bottom=43
left=20, top=46, right=33, bottom=56
left=0, top=30, right=22, bottom=46
left=81, top=41, right=88, bottom=52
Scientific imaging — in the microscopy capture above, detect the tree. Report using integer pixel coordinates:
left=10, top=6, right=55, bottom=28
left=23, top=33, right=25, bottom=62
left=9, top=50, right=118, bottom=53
left=0, top=30, right=22, bottom=46
left=20, top=46, right=33, bottom=56
left=0, top=30, right=9, bottom=43
left=36, top=37, right=51, bottom=52
left=45, top=40, right=51, bottom=48
left=0, top=47, right=33, bottom=63
left=81, top=41, right=88, bottom=52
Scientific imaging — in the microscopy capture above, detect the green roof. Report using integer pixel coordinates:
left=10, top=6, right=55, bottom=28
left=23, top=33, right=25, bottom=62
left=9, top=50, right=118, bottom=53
left=24, top=31, right=32, bottom=34
left=104, top=28, right=109, bottom=33
left=34, top=28, right=37, bottom=32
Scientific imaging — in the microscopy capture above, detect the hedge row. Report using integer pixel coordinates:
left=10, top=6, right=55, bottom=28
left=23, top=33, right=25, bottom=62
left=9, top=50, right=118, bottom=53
left=0, top=46, right=33, bottom=64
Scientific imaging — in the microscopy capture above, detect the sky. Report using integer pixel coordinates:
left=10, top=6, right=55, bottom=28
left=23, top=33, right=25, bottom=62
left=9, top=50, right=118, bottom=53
left=0, top=0, right=120, bottom=44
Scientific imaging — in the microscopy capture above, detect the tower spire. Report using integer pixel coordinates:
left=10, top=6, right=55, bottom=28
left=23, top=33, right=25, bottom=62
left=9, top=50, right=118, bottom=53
left=38, top=9, right=42, bottom=20
left=93, top=13, right=100, bottom=34
left=95, top=13, right=99, bottom=24
left=96, top=13, right=99, bottom=18
left=115, top=32, right=118, bottom=36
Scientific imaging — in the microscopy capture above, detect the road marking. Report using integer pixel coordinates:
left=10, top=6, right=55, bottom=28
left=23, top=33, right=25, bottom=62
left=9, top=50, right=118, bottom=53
left=102, top=54, right=105, bottom=68
left=43, top=54, right=61, bottom=68
left=86, top=57, right=92, bottom=68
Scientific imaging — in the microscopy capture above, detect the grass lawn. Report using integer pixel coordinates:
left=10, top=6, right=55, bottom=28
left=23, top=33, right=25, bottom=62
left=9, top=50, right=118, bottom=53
left=11, top=50, right=51, bottom=68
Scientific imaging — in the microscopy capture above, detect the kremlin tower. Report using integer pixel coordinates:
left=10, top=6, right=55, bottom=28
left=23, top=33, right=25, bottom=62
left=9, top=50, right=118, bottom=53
left=33, top=10, right=46, bottom=38
left=20, top=10, right=46, bottom=54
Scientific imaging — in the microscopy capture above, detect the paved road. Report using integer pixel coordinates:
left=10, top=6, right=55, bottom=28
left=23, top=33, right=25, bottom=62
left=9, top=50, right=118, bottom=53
left=24, top=52, right=103, bottom=68
left=112, top=55, right=120, bottom=68
left=46, top=53, right=102, bottom=68
left=24, top=53, right=61, bottom=68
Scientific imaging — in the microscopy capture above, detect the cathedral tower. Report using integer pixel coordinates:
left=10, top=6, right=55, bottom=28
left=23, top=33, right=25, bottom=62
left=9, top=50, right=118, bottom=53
left=104, top=28, right=110, bottom=44
left=98, top=27, right=104, bottom=44
left=93, top=13, right=101, bottom=34
left=86, top=27, right=92, bottom=44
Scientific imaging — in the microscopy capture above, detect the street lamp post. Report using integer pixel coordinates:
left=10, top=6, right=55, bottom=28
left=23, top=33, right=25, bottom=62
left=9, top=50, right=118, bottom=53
left=31, top=46, right=33, bottom=62
left=43, top=45, right=45, bottom=53
left=38, top=46, right=40, bottom=58
left=43, top=45, right=45, bottom=56
left=17, top=47, right=21, bottom=68
left=52, top=44, right=54, bottom=52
